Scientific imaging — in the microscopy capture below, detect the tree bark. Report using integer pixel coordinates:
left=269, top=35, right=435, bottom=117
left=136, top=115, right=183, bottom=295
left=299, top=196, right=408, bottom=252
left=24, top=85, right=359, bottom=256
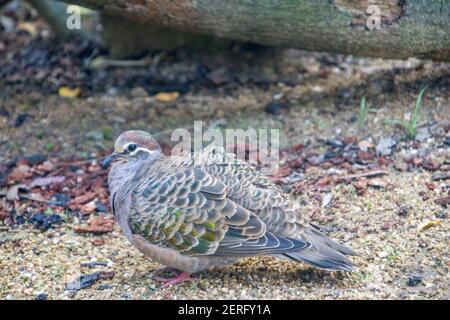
left=55, top=0, right=450, bottom=61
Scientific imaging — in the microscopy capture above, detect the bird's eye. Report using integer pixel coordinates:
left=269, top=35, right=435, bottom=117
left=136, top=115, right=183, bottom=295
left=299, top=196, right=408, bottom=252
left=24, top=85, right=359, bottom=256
left=127, top=144, right=137, bottom=152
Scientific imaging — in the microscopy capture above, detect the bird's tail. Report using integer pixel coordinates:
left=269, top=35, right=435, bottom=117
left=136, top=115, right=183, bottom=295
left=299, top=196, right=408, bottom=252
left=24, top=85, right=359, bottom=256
left=283, top=225, right=357, bottom=271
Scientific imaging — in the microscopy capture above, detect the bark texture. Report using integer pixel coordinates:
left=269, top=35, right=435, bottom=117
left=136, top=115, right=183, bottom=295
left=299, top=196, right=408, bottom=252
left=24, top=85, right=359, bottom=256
left=56, top=0, right=450, bottom=61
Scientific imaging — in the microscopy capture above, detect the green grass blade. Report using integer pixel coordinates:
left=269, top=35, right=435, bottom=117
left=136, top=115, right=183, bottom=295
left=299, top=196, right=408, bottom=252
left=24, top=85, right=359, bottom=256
left=409, top=85, right=429, bottom=138
left=358, top=97, right=367, bottom=127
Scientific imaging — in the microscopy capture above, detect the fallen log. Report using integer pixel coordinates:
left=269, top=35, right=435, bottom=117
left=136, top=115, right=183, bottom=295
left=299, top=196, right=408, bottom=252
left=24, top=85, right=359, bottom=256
left=55, top=0, right=450, bottom=61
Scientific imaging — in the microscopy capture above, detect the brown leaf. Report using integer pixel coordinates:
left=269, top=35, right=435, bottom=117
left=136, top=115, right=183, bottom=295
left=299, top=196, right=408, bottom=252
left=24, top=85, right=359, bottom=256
left=8, top=164, right=33, bottom=183
left=357, top=151, right=375, bottom=162
left=73, top=216, right=115, bottom=234
left=343, top=136, right=358, bottom=145
left=289, top=143, right=305, bottom=153
left=0, top=199, right=10, bottom=220
left=287, top=157, right=304, bottom=168
left=70, top=192, right=97, bottom=206
left=0, top=210, right=10, bottom=220
left=353, top=179, right=368, bottom=196
left=80, top=200, right=97, bottom=215
left=377, top=157, right=393, bottom=167
left=316, top=175, right=332, bottom=188
left=35, top=161, right=55, bottom=173
left=270, top=166, right=291, bottom=183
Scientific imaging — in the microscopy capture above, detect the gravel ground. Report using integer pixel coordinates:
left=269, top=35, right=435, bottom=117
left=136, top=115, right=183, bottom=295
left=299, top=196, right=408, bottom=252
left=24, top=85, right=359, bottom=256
left=0, top=168, right=448, bottom=300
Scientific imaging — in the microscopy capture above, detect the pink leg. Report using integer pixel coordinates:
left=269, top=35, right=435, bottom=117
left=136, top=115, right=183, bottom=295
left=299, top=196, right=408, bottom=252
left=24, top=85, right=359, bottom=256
left=154, top=271, right=193, bottom=288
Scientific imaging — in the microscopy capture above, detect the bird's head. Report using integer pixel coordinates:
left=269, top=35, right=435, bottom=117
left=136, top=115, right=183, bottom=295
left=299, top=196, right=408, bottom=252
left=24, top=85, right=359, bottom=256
left=102, top=130, right=162, bottom=168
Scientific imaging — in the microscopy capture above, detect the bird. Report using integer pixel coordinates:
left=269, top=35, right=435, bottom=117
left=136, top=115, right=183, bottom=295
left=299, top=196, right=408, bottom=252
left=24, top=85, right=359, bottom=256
left=103, top=130, right=356, bottom=287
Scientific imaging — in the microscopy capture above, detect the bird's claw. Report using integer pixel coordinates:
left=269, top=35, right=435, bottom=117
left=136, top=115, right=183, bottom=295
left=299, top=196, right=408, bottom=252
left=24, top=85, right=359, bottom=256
left=153, top=271, right=193, bottom=288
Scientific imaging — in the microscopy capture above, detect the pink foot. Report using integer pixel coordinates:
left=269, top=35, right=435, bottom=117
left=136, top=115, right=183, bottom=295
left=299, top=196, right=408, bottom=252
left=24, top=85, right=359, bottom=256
left=154, top=271, right=193, bottom=288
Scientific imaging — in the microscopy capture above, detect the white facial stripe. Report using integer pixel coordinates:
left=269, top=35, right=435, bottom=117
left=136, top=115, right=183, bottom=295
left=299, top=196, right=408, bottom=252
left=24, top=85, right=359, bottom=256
left=129, top=147, right=157, bottom=156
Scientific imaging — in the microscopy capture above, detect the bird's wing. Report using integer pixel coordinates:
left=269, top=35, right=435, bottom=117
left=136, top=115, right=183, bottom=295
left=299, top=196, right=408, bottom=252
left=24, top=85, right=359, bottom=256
left=197, top=147, right=357, bottom=263
left=195, top=146, right=301, bottom=236
left=127, top=158, right=309, bottom=257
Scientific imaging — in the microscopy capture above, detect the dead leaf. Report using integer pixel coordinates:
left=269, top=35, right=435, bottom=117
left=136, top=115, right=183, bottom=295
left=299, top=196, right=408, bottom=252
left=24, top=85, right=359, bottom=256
left=98, top=271, right=115, bottom=280
left=357, top=151, right=375, bottom=162
left=377, top=157, right=392, bottom=167
left=155, top=92, right=179, bottom=102
left=353, top=179, right=368, bottom=196
left=287, top=157, right=304, bottom=168
left=58, top=86, right=81, bottom=98
left=270, top=166, right=291, bottom=183
left=17, top=22, right=37, bottom=36
left=417, top=219, right=441, bottom=232
left=29, top=176, right=65, bottom=188
left=0, top=199, right=10, bottom=220
left=70, top=192, right=97, bottom=206
left=343, top=136, right=358, bottom=145
left=358, top=140, right=374, bottom=151
left=316, top=175, right=332, bottom=188
left=0, top=210, right=10, bottom=220
left=36, top=161, right=55, bottom=173
left=73, top=215, right=115, bottom=234
left=6, top=184, right=28, bottom=201
left=80, top=200, right=97, bottom=215
left=8, top=164, right=33, bottom=182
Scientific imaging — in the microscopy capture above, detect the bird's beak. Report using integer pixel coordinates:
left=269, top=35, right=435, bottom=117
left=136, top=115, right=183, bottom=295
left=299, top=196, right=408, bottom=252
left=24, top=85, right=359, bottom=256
left=102, top=152, right=121, bottom=168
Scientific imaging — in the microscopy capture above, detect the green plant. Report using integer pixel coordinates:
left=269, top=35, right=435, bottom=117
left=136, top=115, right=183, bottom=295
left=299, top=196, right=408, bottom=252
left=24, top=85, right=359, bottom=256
left=357, top=97, right=378, bottom=128
left=102, top=126, right=113, bottom=140
left=355, top=271, right=374, bottom=282
left=384, top=86, right=429, bottom=139
left=358, top=97, right=368, bottom=127
left=45, top=142, right=54, bottom=152
left=384, top=244, right=401, bottom=262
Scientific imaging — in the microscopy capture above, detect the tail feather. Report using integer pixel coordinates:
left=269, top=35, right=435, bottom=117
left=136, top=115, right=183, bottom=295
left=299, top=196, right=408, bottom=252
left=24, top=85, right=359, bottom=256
left=283, top=225, right=357, bottom=271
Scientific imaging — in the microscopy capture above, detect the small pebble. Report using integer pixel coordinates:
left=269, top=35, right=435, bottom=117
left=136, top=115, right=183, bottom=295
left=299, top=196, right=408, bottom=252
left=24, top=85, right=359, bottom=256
left=265, top=102, right=287, bottom=115
left=35, top=293, right=48, bottom=300
left=97, top=284, right=112, bottom=290
left=406, top=276, right=422, bottom=287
